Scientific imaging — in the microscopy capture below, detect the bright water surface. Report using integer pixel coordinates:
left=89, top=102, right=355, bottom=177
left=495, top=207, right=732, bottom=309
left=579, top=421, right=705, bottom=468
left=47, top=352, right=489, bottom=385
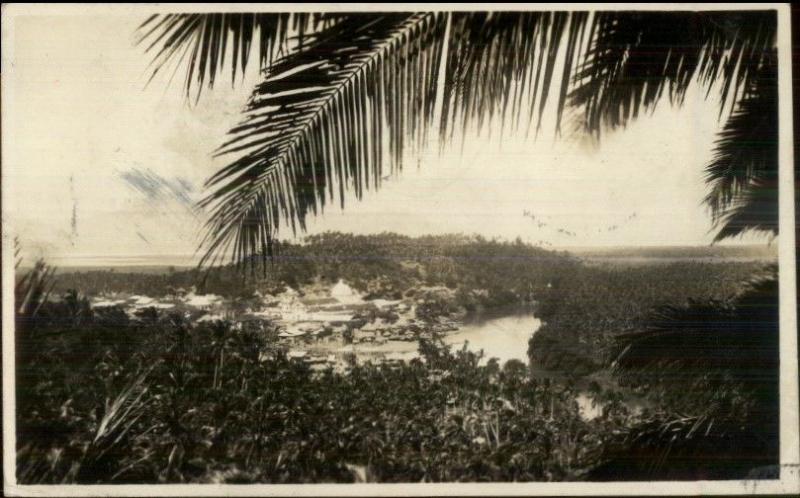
left=324, top=313, right=541, bottom=366
left=443, top=313, right=541, bottom=364
left=305, top=312, right=604, bottom=421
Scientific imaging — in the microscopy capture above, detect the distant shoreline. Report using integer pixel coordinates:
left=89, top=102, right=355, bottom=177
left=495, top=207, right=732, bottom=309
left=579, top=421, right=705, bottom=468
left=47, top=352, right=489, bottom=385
left=22, top=244, right=776, bottom=274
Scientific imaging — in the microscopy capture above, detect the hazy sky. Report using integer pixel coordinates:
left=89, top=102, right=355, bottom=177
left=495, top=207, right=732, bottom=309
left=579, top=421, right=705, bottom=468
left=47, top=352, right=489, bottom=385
left=5, top=13, right=770, bottom=265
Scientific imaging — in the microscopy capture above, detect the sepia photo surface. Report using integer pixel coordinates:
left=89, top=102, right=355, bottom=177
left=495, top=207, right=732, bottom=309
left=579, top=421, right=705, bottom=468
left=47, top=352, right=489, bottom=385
left=2, top=3, right=798, bottom=496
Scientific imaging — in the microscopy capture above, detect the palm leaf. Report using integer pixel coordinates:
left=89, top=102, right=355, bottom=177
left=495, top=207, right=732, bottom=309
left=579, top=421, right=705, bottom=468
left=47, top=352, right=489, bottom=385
left=613, top=269, right=778, bottom=393
left=137, top=13, right=342, bottom=99
left=137, top=10, right=780, bottom=262
left=710, top=179, right=779, bottom=242
left=15, top=259, right=57, bottom=323
left=566, top=10, right=778, bottom=243
left=199, top=13, right=448, bottom=268
left=439, top=11, right=588, bottom=139
left=704, top=57, right=778, bottom=241
left=598, top=271, right=779, bottom=480
left=75, top=367, right=155, bottom=483
left=569, top=10, right=776, bottom=134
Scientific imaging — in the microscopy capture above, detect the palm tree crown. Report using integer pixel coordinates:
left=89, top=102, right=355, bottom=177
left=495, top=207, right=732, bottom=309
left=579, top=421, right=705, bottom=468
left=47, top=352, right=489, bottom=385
left=139, top=9, right=779, bottom=267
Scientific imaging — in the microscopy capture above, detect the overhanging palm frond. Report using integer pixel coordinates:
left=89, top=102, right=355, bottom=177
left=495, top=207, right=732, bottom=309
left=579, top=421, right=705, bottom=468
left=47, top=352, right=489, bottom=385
left=613, top=269, right=778, bottom=394
left=137, top=13, right=343, bottom=98
left=199, top=13, right=448, bottom=268
left=704, top=58, right=778, bottom=241
left=439, top=12, right=589, bottom=139
left=597, top=271, right=779, bottom=480
left=566, top=10, right=778, bottom=244
left=570, top=10, right=776, bottom=134
left=137, top=10, right=780, bottom=262
left=589, top=405, right=778, bottom=480
left=710, top=179, right=779, bottom=242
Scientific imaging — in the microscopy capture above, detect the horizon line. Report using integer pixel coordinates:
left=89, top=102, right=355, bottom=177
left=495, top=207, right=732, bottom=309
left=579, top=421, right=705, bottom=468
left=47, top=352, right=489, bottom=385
left=19, top=243, right=778, bottom=269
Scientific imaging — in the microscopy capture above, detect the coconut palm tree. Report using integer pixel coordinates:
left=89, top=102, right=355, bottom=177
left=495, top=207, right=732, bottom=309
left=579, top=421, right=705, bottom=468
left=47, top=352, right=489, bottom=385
left=594, top=269, right=781, bottom=480
left=138, top=9, right=779, bottom=267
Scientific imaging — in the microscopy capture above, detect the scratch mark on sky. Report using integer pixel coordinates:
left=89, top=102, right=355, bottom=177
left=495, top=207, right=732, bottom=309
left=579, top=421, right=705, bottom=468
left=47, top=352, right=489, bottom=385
left=118, top=167, right=198, bottom=214
left=70, top=175, right=78, bottom=246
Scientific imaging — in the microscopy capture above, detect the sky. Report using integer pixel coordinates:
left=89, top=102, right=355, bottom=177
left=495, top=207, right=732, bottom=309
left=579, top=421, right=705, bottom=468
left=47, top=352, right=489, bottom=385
left=4, top=13, right=771, bottom=266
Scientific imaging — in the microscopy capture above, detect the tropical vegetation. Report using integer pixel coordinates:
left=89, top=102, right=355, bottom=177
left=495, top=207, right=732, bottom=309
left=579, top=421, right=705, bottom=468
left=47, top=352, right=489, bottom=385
left=15, top=234, right=778, bottom=482
left=12, top=7, right=785, bottom=484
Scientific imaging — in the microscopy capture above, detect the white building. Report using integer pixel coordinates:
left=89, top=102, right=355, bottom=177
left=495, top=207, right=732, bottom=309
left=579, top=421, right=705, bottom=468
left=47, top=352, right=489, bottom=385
left=183, top=292, right=224, bottom=311
left=331, top=279, right=363, bottom=304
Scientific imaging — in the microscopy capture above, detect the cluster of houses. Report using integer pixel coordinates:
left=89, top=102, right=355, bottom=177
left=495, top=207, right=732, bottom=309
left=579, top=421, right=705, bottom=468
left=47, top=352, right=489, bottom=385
left=91, top=289, right=224, bottom=315
left=246, top=280, right=426, bottom=343
left=89, top=279, right=431, bottom=344
left=89, top=279, right=470, bottom=370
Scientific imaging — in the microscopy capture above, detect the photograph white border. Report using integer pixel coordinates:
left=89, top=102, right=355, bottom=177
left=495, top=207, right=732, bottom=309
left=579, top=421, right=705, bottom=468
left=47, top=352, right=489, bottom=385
left=2, top=3, right=798, bottom=496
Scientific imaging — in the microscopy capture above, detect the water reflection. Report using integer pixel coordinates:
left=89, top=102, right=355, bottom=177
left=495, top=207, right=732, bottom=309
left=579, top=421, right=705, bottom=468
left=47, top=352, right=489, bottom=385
left=443, top=313, right=542, bottom=365
left=301, top=313, right=542, bottom=368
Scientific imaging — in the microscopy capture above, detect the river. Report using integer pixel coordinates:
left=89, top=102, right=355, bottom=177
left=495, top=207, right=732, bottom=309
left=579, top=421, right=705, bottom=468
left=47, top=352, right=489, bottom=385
left=306, top=312, right=542, bottom=366
left=442, top=313, right=541, bottom=365
left=296, top=312, right=606, bottom=421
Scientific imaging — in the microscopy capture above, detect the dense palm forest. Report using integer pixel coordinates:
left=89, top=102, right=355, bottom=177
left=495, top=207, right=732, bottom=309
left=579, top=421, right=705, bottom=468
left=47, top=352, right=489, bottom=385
left=14, top=7, right=785, bottom=485
left=48, top=233, right=576, bottom=300
left=16, top=233, right=778, bottom=482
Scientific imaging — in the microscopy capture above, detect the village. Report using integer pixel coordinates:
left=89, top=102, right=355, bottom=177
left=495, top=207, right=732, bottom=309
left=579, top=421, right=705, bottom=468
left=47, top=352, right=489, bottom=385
left=89, top=279, right=464, bottom=368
